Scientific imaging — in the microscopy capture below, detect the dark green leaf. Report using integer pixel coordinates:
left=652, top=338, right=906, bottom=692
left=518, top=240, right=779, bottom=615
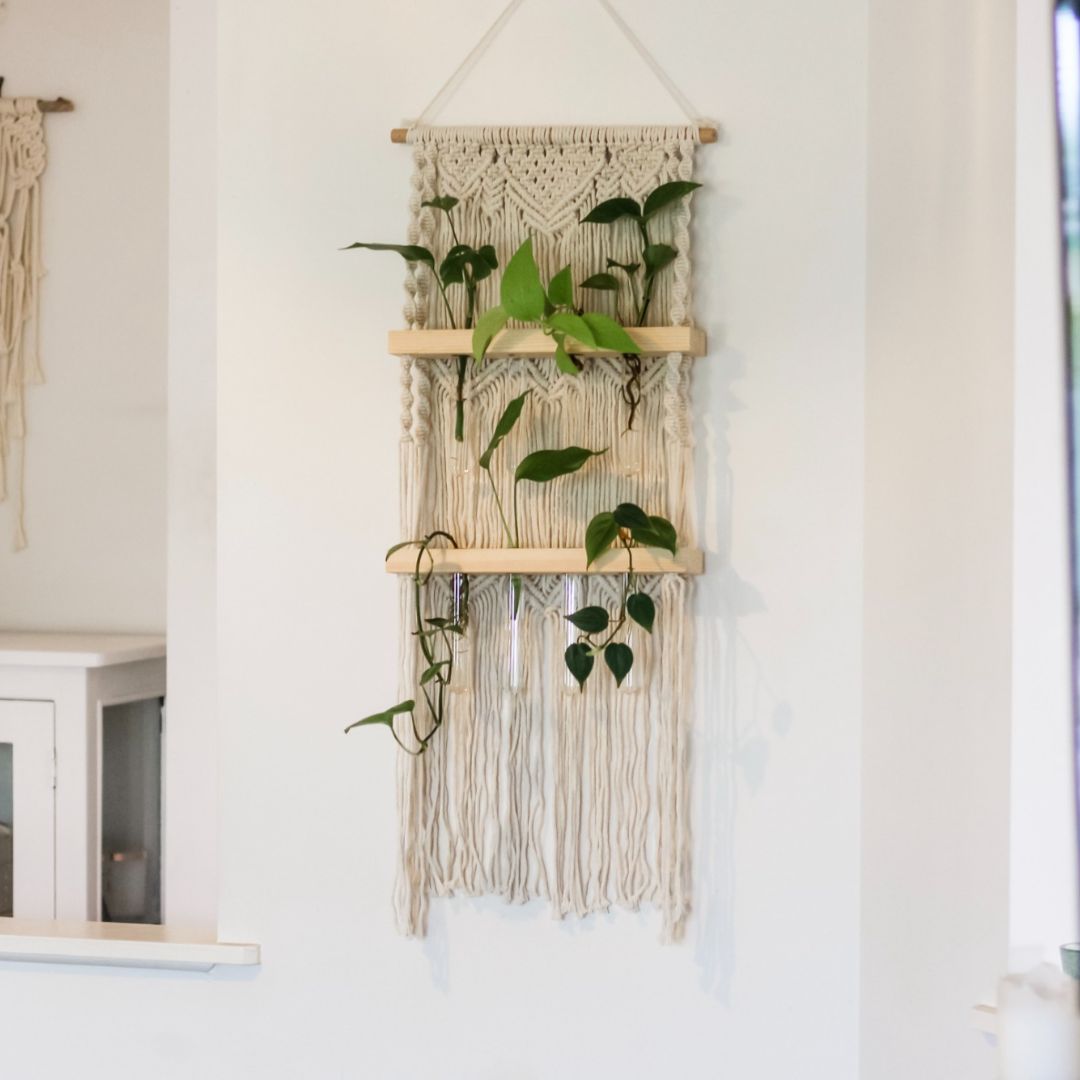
left=500, top=237, right=547, bottom=322
left=341, top=243, right=435, bottom=269
left=344, top=699, right=414, bottom=734
left=643, top=244, right=677, bottom=277
left=626, top=592, right=655, bottom=634
left=607, top=258, right=641, bottom=275
left=604, top=642, right=634, bottom=687
left=420, top=661, right=449, bottom=685
left=547, top=265, right=574, bottom=308
left=566, top=606, right=610, bottom=634
left=581, top=312, right=641, bottom=354
left=421, top=195, right=460, bottom=213
left=554, top=340, right=581, bottom=376
left=479, top=390, right=529, bottom=469
left=514, top=446, right=605, bottom=485
left=585, top=511, right=620, bottom=567
left=630, top=515, right=678, bottom=556
left=472, top=304, right=509, bottom=363
left=642, top=181, right=701, bottom=221
left=580, top=272, right=620, bottom=291
left=613, top=502, right=650, bottom=529
left=439, top=243, right=473, bottom=286
left=547, top=312, right=597, bottom=349
left=478, top=245, right=499, bottom=270
left=564, top=643, right=595, bottom=690
left=582, top=197, right=641, bottom=224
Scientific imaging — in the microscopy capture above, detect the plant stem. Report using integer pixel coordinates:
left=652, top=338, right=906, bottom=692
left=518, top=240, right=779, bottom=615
left=485, top=468, right=515, bottom=548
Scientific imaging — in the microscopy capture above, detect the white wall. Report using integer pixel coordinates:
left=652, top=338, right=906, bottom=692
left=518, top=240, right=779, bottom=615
left=0, top=0, right=167, bottom=632
left=0, top=1, right=869, bottom=1078
left=862, top=2, right=1015, bottom=1078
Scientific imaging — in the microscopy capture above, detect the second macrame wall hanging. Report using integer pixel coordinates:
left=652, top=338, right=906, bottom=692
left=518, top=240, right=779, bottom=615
left=347, top=3, right=712, bottom=942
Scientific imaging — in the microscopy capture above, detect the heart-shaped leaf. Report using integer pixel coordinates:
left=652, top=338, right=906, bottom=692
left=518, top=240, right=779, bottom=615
left=472, top=304, right=509, bottom=363
left=500, top=237, right=547, bottom=322
left=582, top=197, right=641, bottom=224
left=642, top=181, right=701, bottom=221
left=514, top=446, right=605, bottom=485
left=626, top=592, right=655, bottom=634
left=547, top=312, right=597, bottom=349
left=554, top=340, right=581, bottom=376
left=421, top=195, right=460, bottom=213
left=585, top=511, right=619, bottom=567
left=630, top=515, right=678, bottom=556
left=477, top=245, right=499, bottom=270
left=565, top=606, right=609, bottom=634
left=643, top=243, right=677, bottom=278
left=341, top=242, right=435, bottom=269
left=564, top=642, right=595, bottom=690
left=580, top=272, right=620, bottom=291
left=613, top=502, right=650, bottom=529
left=581, top=312, right=641, bottom=354
left=604, top=643, right=634, bottom=687
left=344, top=699, right=414, bottom=734
left=479, top=390, right=529, bottom=469
left=547, top=265, right=574, bottom=308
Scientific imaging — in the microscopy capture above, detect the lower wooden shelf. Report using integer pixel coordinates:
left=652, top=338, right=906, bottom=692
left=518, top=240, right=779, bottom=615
left=384, top=546, right=704, bottom=576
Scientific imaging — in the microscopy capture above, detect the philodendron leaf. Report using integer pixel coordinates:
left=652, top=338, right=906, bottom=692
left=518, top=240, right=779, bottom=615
left=514, top=446, right=605, bottom=485
left=472, top=304, right=509, bottom=363
left=641, top=180, right=702, bottom=220
left=341, top=242, right=435, bottom=269
left=479, top=390, right=529, bottom=469
left=626, top=592, right=656, bottom=634
left=582, top=197, right=641, bottom=224
left=631, top=515, right=678, bottom=556
left=604, top=642, right=634, bottom=687
left=421, top=195, right=460, bottom=213
left=613, top=502, right=651, bottom=529
left=500, top=237, right=547, bottom=322
left=554, top=340, right=581, bottom=376
left=580, top=272, right=620, bottom=291
left=566, top=606, right=610, bottom=634
left=547, top=312, right=597, bottom=350
left=564, top=642, right=595, bottom=690
left=547, top=265, right=574, bottom=308
left=439, top=244, right=473, bottom=286
left=478, top=245, right=499, bottom=270
left=585, top=511, right=620, bottom=567
left=643, top=243, right=678, bottom=278
left=344, top=699, right=414, bottom=735
left=581, top=312, right=641, bottom=354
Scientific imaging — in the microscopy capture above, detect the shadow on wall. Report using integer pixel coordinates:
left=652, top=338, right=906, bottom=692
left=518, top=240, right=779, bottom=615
left=693, top=341, right=793, bottom=1004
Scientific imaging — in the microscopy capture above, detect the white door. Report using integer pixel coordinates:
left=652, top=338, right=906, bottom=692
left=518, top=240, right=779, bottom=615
left=0, top=701, right=55, bottom=919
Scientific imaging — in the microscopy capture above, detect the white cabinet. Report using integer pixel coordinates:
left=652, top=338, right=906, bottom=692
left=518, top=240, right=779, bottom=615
left=0, top=634, right=165, bottom=922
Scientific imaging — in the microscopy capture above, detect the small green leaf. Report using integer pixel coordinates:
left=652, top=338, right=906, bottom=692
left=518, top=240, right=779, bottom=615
left=478, top=245, right=499, bottom=270
left=421, top=195, right=460, bottom=213
left=472, top=304, right=509, bottom=363
left=626, top=592, right=655, bottom=633
left=500, top=237, right=547, bottom=322
left=420, top=661, right=450, bottom=685
left=585, top=512, right=619, bottom=567
left=344, top=699, right=414, bottom=735
left=604, top=642, right=634, bottom=687
left=554, top=340, right=581, bottom=376
left=547, top=265, right=574, bottom=308
left=613, top=502, right=650, bottom=529
left=514, top=446, right=605, bottom=485
left=641, top=181, right=701, bottom=220
left=386, top=540, right=416, bottom=560
left=580, top=272, right=620, bottom=291
left=564, top=642, right=595, bottom=690
left=547, top=312, right=597, bottom=349
left=439, top=243, right=473, bottom=286
left=643, top=244, right=677, bottom=277
left=607, top=258, right=641, bottom=275
left=581, top=312, right=641, bottom=354
left=341, top=243, right=435, bottom=269
left=582, top=197, right=641, bottom=224
left=479, top=390, right=529, bottom=469
left=631, top=515, right=678, bottom=556
left=566, top=606, right=610, bottom=634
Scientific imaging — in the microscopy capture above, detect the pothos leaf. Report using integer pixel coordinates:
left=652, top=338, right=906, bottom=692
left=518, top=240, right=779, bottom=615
left=643, top=243, right=677, bottom=277
left=585, top=511, right=620, bottom=567
left=581, top=312, right=641, bottom=354
left=344, top=699, right=414, bottom=735
left=547, top=312, right=597, bottom=349
left=547, top=265, right=574, bottom=308
left=630, top=515, right=678, bottom=556
left=341, top=242, right=435, bottom=269
left=582, top=197, right=641, bottom=224
left=641, top=181, right=701, bottom=220
left=514, top=446, right=605, bottom=485
left=580, top=272, right=620, bottom=291
left=626, top=592, right=655, bottom=634
left=604, top=642, right=634, bottom=687
left=472, top=304, right=509, bottom=363
left=479, top=390, right=529, bottom=469
left=564, top=642, right=595, bottom=690
left=565, top=606, right=610, bottom=634
left=500, top=237, right=547, bottom=322
left=421, top=195, right=460, bottom=213
left=554, top=339, right=581, bottom=376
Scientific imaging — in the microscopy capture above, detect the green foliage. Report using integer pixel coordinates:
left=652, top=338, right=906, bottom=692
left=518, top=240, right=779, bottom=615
left=564, top=502, right=677, bottom=691
left=479, top=391, right=529, bottom=470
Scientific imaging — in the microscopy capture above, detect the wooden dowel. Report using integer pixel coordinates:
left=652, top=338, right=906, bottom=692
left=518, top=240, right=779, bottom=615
left=390, top=124, right=718, bottom=144
left=38, top=98, right=75, bottom=113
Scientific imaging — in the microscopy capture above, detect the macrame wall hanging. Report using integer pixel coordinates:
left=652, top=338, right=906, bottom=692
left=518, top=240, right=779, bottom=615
left=351, top=1, right=715, bottom=941
left=0, top=84, right=73, bottom=549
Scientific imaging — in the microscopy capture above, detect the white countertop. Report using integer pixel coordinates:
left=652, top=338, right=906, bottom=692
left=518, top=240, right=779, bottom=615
left=0, top=633, right=166, bottom=668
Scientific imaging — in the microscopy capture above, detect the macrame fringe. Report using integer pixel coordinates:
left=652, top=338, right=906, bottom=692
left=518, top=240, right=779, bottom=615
left=393, top=125, right=696, bottom=940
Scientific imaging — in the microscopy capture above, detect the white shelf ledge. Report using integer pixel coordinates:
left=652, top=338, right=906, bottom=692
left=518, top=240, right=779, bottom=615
left=385, top=546, right=704, bottom=576
left=0, top=633, right=166, bottom=669
left=0, top=918, right=260, bottom=972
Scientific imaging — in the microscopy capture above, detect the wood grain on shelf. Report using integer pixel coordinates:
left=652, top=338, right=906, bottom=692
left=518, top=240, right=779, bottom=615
left=384, top=546, right=704, bottom=576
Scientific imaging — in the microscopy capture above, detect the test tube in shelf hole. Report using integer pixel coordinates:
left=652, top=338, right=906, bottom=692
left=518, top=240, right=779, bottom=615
left=448, top=572, right=471, bottom=692
left=505, top=575, right=525, bottom=693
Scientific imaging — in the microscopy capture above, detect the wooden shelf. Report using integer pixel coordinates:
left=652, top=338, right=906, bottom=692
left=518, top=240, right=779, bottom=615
left=387, top=326, right=706, bottom=359
left=0, top=917, right=260, bottom=972
left=385, top=546, right=704, bottom=576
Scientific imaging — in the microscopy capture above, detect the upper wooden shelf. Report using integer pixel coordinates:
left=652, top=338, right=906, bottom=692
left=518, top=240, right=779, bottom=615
left=385, top=546, right=704, bottom=576
left=387, top=326, right=706, bottom=359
